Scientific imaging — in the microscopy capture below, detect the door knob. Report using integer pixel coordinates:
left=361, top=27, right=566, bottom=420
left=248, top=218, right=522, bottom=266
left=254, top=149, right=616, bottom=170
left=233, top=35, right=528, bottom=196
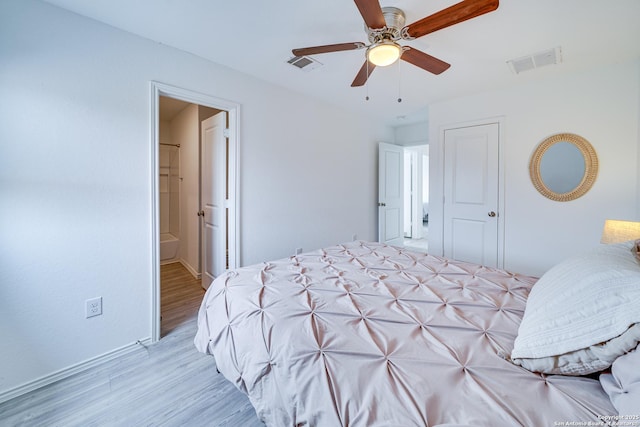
left=197, top=210, right=204, bottom=217
left=378, top=202, right=386, bottom=207
left=488, top=211, right=496, bottom=217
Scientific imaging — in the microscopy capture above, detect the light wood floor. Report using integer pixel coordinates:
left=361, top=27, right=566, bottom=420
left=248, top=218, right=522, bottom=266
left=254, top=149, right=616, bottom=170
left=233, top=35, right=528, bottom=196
left=0, top=263, right=264, bottom=427
left=160, top=262, right=205, bottom=337
left=403, top=222, right=429, bottom=253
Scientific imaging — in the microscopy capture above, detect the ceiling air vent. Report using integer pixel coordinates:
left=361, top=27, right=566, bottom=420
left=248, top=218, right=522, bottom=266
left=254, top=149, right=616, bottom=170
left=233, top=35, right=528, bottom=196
left=287, top=56, right=322, bottom=72
left=507, top=47, right=562, bottom=74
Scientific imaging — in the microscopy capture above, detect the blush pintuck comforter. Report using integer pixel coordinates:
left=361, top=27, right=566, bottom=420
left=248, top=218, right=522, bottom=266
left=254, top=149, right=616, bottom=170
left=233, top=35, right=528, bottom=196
left=194, top=241, right=615, bottom=426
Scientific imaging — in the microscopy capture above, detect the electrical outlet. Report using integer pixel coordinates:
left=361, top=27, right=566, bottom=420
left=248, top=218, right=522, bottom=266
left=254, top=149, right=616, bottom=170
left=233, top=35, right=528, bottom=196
left=86, top=297, right=102, bottom=318
left=295, top=248, right=303, bottom=255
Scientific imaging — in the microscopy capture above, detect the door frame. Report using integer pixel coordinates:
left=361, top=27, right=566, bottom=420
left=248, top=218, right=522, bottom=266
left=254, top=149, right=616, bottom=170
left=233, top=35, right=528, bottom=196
left=437, top=117, right=505, bottom=268
left=403, top=148, right=415, bottom=238
left=403, top=146, right=427, bottom=240
left=149, top=81, right=240, bottom=342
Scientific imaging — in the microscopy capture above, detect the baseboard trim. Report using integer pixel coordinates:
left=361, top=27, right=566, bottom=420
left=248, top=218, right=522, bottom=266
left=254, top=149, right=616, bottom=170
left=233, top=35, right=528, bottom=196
left=0, top=337, right=152, bottom=404
left=180, top=259, right=201, bottom=280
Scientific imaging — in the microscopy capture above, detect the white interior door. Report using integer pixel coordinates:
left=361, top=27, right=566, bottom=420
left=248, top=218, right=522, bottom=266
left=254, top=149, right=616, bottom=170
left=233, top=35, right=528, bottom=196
left=443, top=123, right=499, bottom=267
left=201, top=111, right=227, bottom=290
left=378, top=142, right=404, bottom=246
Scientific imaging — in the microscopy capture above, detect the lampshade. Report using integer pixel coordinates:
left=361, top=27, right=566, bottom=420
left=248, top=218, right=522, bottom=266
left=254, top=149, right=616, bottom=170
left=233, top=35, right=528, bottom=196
left=367, top=41, right=401, bottom=67
left=600, top=219, right=640, bottom=244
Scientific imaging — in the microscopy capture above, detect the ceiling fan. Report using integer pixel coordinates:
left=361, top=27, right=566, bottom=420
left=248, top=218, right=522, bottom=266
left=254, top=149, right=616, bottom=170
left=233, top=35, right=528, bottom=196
left=292, top=0, right=499, bottom=87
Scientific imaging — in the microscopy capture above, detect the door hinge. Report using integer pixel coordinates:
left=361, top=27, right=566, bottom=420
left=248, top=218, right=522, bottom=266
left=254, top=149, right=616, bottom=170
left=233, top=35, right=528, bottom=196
left=223, top=128, right=230, bottom=138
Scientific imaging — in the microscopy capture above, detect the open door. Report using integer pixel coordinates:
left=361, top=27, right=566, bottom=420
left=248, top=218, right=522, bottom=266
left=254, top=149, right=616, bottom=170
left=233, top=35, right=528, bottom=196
left=378, top=142, right=404, bottom=246
left=201, top=111, right=227, bottom=290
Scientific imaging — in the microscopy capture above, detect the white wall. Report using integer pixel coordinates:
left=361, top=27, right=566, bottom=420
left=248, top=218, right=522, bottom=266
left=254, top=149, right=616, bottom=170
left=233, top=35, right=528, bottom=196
left=171, top=104, right=200, bottom=274
left=428, top=60, right=640, bottom=277
left=158, top=118, right=179, bottom=239
left=159, top=120, right=172, bottom=145
left=395, top=121, right=429, bottom=146
left=0, top=0, right=393, bottom=399
left=158, top=120, right=179, bottom=239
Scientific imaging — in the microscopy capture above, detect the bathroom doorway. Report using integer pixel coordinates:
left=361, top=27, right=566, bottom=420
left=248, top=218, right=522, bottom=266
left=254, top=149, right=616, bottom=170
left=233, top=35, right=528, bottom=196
left=158, top=97, right=220, bottom=276
left=150, top=82, right=240, bottom=342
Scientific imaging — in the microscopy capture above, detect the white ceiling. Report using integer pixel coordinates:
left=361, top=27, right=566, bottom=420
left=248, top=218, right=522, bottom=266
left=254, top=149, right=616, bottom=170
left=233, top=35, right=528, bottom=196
left=41, top=0, right=640, bottom=127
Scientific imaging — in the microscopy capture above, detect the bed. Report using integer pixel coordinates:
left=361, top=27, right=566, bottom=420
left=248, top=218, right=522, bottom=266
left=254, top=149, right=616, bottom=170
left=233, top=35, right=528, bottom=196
left=195, top=240, right=640, bottom=426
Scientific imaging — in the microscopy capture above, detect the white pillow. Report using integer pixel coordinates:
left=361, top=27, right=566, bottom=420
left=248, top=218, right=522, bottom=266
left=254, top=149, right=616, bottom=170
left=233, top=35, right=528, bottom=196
left=512, top=323, right=640, bottom=375
left=511, top=241, right=640, bottom=375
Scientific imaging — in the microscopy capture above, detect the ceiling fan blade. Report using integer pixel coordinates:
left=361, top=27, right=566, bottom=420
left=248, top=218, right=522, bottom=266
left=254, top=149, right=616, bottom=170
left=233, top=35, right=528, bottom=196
left=353, top=0, right=386, bottom=29
left=401, top=47, right=451, bottom=75
left=403, top=0, right=499, bottom=39
left=292, top=42, right=365, bottom=57
left=351, top=61, right=376, bottom=87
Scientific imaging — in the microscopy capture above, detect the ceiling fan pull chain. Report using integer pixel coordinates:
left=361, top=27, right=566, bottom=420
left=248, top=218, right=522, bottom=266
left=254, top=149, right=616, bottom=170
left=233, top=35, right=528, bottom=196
left=397, top=59, right=402, bottom=103
left=365, top=60, right=370, bottom=101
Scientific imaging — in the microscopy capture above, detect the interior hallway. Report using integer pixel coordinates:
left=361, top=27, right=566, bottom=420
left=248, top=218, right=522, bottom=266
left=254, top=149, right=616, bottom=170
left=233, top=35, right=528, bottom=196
left=404, top=222, right=429, bottom=253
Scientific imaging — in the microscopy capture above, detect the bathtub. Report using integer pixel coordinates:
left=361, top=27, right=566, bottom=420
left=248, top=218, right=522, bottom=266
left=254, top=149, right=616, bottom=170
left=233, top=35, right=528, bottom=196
left=160, top=233, right=179, bottom=261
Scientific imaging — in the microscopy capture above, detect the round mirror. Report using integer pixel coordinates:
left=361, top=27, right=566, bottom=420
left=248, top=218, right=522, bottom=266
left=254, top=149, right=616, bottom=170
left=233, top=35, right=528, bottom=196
left=529, top=133, right=598, bottom=202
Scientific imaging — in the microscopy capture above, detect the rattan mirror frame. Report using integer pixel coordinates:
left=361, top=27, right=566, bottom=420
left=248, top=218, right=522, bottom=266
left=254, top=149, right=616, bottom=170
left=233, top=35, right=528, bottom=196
left=529, top=133, right=598, bottom=202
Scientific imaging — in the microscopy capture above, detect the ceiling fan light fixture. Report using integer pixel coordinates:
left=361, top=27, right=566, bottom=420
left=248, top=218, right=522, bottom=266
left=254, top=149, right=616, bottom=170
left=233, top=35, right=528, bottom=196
left=367, top=41, right=401, bottom=66
left=292, top=0, right=499, bottom=87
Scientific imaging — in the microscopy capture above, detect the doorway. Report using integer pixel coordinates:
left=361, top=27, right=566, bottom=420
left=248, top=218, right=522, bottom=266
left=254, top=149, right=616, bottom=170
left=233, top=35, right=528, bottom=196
left=403, top=145, right=429, bottom=253
left=378, top=142, right=429, bottom=252
left=150, top=82, right=240, bottom=342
